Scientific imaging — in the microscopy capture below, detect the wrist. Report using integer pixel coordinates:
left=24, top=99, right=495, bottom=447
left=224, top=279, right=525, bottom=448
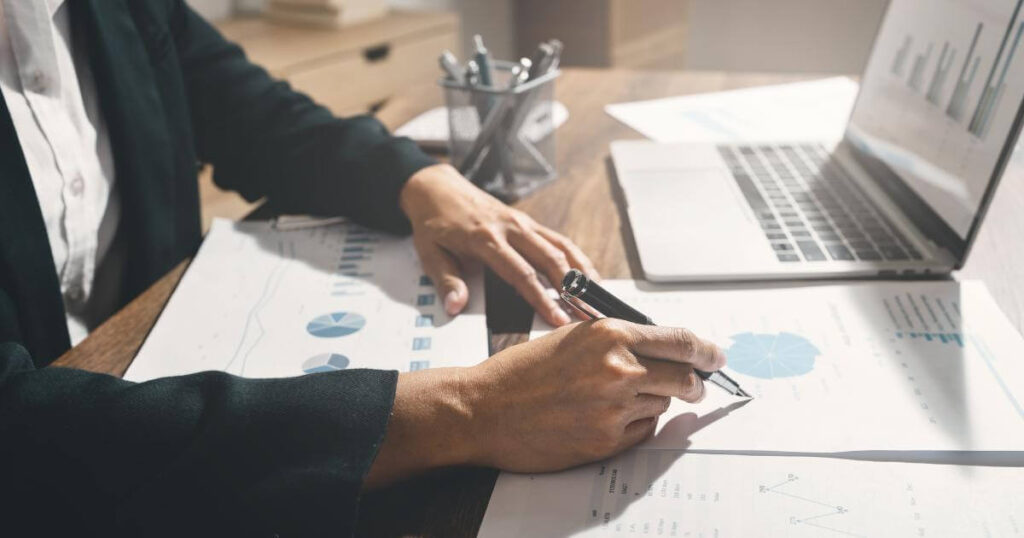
left=398, top=163, right=460, bottom=220
left=367, top=367, right=483, bottom=488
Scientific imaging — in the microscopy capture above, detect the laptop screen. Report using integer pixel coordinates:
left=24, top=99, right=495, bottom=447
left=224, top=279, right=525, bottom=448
left=847, top=0, right=1024, bottom=243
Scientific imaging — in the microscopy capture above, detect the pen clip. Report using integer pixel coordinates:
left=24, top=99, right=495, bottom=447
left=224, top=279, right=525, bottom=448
left=559, top=291, right=602, bottom=321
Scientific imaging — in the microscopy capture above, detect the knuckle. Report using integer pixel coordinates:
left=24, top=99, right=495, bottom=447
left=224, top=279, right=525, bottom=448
left=601, top=354, right=640, bottom=383
left=514, top=267, right=539, bottom=286
left=471, top=225, right=502, bottom=246
left=673, top=328, right=698, bottom=359
left=679, top=370, right=698, bottom=394
left=591, top=318, right=630, bottom=344
left=507, top=210, right=535, bottom=231
left=549, top=250, right=569, bottom=269
left=682, top=372, right=704, bottom=402
left=657, top=396, right=672, bottom=414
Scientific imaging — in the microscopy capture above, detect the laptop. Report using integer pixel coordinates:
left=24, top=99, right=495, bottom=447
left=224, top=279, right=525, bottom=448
left=611, top=0, right=1024, bottom=282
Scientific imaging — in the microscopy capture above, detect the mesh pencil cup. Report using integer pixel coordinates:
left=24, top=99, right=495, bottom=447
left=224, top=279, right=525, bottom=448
left=442, top=62, right=560, bottom=202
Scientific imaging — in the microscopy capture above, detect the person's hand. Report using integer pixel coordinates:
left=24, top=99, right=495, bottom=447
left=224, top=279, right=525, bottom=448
left=463, top=319, right=726, bottom=472
left=364, top=319, right=726, bottom=487
left=399, top=163, right=599, bottom=326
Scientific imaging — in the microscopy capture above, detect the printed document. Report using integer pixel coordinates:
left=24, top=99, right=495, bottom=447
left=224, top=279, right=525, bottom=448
left=532, top=280, right=1024, bottom=453
left=480, top=450, right=1024, bottom=537
left=126, top=218, right=488, bottom=381
left=605, top=77, right=858, bottom=143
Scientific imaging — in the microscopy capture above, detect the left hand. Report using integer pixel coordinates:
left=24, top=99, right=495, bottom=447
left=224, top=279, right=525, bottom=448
left=399, top=164, right=599, bottom=326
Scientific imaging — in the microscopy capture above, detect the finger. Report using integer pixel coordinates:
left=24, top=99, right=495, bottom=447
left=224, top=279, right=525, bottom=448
left=635, top=357, right=705, bottom=402
left=479, top=239, right=571, bottom=326
left=414, top=238, right=469, bottom=316
left=618, top=416, right=659, bottom=451
left=622, top=325, right=727, bottom=372
left=506, top=228, right=573, bottom=293
left=534, top=226, right=601, bottom=279
left=629, top=394, right=672, bottom=421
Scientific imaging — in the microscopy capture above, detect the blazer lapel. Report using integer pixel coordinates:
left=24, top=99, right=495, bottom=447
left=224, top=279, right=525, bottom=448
left=0, top=95, right=71, bottom=364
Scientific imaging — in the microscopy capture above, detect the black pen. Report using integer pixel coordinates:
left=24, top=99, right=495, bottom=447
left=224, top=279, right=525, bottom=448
left=560, top=269, right=752, bottom=398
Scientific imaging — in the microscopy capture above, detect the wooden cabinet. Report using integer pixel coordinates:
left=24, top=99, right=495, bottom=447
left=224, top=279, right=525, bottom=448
left=514, top=0, right=688, bottom=70
left=216, top=10, right=460, bottom=115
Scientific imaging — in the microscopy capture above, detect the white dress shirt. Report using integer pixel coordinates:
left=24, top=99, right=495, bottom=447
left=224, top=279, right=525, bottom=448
left=0, top=0, right=120, bottom=345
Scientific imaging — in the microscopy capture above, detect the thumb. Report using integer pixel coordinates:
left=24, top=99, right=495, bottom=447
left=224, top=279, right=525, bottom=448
left=415, top=239, right=469, bottom=316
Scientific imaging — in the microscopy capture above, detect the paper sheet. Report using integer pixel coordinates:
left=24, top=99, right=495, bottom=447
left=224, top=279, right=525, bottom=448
left=125, top=218, right=488, bottom=381
left=395, top=102, right=569, bottom=151
left=604, top=77, right=859, bottom=143
left=531, top=280, right=1024, bottom=454
left=480, top=450, right=1024, bottom=537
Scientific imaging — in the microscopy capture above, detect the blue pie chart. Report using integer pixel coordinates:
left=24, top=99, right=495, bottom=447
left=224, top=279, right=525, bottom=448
left=726, top=332, right=819, bottom=379
left=303, top=353, right=350, bottom=374
left=307, top=312, right=366, bottom=338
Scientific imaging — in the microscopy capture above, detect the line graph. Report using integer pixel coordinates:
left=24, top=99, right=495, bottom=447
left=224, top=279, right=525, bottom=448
left=223, top=240, right=294, bottom=375
left=759, top=474, right=863, bottom=537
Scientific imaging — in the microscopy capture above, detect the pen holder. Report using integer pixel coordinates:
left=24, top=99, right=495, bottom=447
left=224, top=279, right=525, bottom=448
left=442, top=63, right=560, bottom=203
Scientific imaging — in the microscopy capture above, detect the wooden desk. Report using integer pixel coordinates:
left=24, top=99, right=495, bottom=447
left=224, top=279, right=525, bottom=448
left=53, top=68, right=1024, bottom=536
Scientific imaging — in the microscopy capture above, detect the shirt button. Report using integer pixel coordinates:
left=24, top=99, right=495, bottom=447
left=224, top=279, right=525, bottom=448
left=27, top=70, right=48, bottom=92
left=70, top=176, right=85, bottom=196
left=67, top=286, right=84, bottom=302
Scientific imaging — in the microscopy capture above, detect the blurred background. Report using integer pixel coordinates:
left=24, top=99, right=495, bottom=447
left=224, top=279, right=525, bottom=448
left=187, top=0, right=887, bottom=75
left=184, top=0, right=892, bottom=229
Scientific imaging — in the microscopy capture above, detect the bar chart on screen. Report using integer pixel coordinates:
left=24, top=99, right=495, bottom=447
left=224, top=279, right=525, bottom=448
left=847, top=0, right=1024, bottom=238
left=890, top=1, right=1024, bottom=139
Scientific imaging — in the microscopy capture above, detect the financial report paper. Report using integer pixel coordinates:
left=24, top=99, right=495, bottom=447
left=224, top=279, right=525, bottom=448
left=531, top=280, right=1024, bottom=454
left=480, top=450, right=1024, bottom=537
left=126, top=218, right=488, bottom=381
left=604, top=77, right=859, bottom=144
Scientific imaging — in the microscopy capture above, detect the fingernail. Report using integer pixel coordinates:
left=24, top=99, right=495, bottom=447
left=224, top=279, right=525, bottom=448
left=444, top=290, right=461, bottom=315
left=553, top=308, right=571, bottom=325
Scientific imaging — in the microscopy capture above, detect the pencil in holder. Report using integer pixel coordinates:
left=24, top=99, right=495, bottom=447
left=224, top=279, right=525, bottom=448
left=442, top=63, right=560, bottom=202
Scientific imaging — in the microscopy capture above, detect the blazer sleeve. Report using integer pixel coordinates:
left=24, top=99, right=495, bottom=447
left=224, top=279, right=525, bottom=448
left=169, top=2, right=436, bottom=235
left=0, top=329, right=398, bottom=536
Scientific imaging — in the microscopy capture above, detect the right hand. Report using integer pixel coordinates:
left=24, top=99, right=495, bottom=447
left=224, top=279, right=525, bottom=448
left=364, top=318, right=726, bottom=488
left=461, top=318, right=727, bottom=472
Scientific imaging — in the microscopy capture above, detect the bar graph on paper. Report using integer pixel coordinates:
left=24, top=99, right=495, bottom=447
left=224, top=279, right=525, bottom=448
left=892, top=0, right=1024, bottom=139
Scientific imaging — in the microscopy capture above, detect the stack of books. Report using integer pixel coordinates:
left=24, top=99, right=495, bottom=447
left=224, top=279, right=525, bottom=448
left=265, top=0, right=389, bottom=28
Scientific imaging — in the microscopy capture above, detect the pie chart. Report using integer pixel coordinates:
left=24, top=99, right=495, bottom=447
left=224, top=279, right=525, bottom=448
left=726, top=332, right=819, bottom=379
left=307, top=312, right=366, bottom=338
left=303, top=353, right=350, bottom=374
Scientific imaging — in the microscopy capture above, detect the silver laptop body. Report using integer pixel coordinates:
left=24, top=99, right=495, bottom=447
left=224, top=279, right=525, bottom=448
left=612, top=0, right=1024, bottom=282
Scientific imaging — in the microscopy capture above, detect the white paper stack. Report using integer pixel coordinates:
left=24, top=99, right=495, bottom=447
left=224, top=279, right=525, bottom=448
left=264, top=0, right=388, bottom=28
left=479, top=279, right=1024, bottom=537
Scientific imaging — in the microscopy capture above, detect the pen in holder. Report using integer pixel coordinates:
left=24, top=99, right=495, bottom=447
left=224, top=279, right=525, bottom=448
left=442, top=62, right=560, bottom=202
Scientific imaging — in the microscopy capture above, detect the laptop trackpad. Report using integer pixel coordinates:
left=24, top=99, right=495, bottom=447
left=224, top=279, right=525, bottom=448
left=624, top=168, right=774, bottom=277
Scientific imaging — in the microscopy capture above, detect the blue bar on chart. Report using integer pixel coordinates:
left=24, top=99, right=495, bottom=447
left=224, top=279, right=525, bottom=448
left=412, top=337, right=432, bottom=351
left=891, top=35, right=913, bottom=76
left=907, top=42, right=933, bottom=92
left=968, top=2, right=1024, bottom=138
left=895, top=331, right=965, bottom=348
left=946, top=23, right=984, bottom=121
left=925, top=42, right=956, bottom=104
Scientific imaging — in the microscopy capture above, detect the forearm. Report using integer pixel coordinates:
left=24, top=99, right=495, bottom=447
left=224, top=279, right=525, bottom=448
left=364, top=367, right=481, bottom=488
left=172, top=1, right=435, bottom=233
left=1, top=361, right=396, bottom=535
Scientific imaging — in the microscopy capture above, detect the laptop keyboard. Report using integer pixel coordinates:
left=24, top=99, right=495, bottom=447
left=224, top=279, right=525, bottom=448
left=717, top=144, right=924, bottom=263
